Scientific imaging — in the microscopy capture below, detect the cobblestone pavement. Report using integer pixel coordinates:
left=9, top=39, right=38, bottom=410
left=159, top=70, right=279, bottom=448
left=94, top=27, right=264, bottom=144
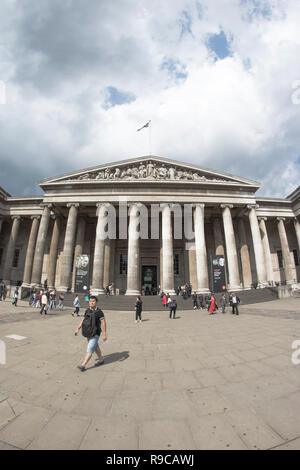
left=0, top=297, right=300, bottom=450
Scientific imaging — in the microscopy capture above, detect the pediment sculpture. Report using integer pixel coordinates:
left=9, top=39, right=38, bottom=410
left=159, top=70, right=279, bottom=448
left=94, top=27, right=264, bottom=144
left=67, top=161, right=227, bottom=183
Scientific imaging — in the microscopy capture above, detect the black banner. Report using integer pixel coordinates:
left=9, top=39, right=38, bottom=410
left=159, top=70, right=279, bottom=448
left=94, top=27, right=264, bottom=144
left=212, top=255, right=226, bottom=293
left=74, top=255, right=90, bottom=294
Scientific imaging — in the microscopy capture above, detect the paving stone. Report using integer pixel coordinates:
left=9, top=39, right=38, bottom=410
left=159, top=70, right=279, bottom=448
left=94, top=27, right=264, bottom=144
left=139, top=419, right=196, bottom=450
left=79, top=416, right=138, bottom=450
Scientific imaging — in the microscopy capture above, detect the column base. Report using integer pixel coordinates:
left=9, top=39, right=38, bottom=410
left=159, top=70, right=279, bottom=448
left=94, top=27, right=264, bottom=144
left=125, top=289, right=141, bottom=296
left=196, top=288, right=210, bottom=294
left=90, top=288, right=105, bottom=296
left=227, top=286, right=243, bottom=292
left=163, top=289, right=176, bottom=296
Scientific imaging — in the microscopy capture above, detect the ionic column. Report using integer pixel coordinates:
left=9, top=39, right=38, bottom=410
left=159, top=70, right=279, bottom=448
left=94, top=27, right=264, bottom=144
left=126, top=204, right=141, bottom=295
left=91, top=204, right=107, bottom=295
left=161, top=204, right=175, bottom=295
left=221, top=204, right=241, bottom=291
left=2, top=216, right=22, bottom=283
left=294, top=218, right=300, bottom=253
left=237, top=218, right=252, bottom=289
left=22, top=216, right=40, bottom=286
left=47, top=216, right=61, bottom=289
left=31, top=204, right=52, bottom=286
left=72, top=217, right=86, bottom=290
left=248, top=205, right=267, bottom=286
left=277, top=217, right=296, bottom=283
left=258, top=217, right=274, bottom=285
left=194, top=204, right=209, bottom=293
left=213, top=217, right=225, bottom=255
left=58, top=203, right=79, bottom=291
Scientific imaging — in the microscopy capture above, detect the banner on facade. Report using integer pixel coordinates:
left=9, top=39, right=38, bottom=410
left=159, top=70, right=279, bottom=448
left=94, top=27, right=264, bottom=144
left=212, top=255, right=226, bottom=293
left=74, top=255, right=90, bottom=293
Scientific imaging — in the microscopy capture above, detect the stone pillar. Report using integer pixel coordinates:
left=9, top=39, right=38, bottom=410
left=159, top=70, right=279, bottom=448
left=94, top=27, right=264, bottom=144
left=103, top=237, right=111, bottom=289
left=31, top=205, right=52, bottom=286
left=22, top=216, right=40, bottom=286
left=277, top=217, right=296, bottom=284
left=161, top=204, right=175, bottom=295
left=72, top=217, right=86, bottom=290
left=2, top=216, right=22, bottom=283
left=258, top=217, right=274, bottom=285
left=221, top=204, right=241, bottom=291
left=0, top=217, right=3, bottom=235
left=294, top=218, right=300, bottom=253
left=91, top=204, right=107, bottom=295
left=58, top=204, right=79, bottom=292
left=47, top=216, right=61, bottom=290
left=247, top=205, right=267, bottom=286
left=126, top=204, right=141, bottom=295
left=237, top=218, right=252, bottom=289
left=194, top=204, right=209, bottom=293
left=213, top=217, right=225, bottom=255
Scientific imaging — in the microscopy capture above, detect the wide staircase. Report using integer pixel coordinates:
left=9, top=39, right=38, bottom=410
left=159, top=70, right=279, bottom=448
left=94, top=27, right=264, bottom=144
left=62, top=287, right=279, bottom=311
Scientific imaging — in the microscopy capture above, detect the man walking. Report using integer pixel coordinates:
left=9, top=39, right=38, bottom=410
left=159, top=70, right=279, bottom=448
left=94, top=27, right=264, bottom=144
left=75, top=296, right=107, bottom=371
left=221, top=293, right=227, bottom=314
left=169, top=298, right=177, bottom=319
left=40, top=291, right=48, bottom=315
left=73, top=294, right=80, bottom=316
left=231, top=293, right=240, bottom=315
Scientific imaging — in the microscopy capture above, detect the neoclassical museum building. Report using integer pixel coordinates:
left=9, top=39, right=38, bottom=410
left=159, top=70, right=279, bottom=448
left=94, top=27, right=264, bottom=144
left=0, top=156, right=299, bottom=296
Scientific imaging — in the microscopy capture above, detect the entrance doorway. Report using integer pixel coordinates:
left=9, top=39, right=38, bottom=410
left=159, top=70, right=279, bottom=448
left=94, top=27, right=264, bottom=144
left=141, top=266, right=158, bottom=295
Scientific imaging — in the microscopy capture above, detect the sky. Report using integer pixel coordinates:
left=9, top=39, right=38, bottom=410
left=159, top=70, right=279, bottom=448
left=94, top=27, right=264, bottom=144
left=0, top=0, right=300, bottom=198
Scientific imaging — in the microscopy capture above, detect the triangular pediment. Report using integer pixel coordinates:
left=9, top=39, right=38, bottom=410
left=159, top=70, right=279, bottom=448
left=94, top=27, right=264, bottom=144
left=40, top=156, right=260, bottom=188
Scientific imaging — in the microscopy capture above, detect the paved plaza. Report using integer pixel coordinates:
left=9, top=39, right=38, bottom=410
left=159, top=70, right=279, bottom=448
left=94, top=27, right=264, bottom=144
left=0, top=297, right=300, bottom=450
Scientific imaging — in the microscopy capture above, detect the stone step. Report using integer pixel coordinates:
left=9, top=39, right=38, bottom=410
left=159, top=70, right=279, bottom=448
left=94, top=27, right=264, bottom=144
left=62, top=287, right=279, bottom=311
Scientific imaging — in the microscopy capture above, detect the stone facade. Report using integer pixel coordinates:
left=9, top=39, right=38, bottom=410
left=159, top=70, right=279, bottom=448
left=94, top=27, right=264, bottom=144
left=0, top=156, right=299, bottom=294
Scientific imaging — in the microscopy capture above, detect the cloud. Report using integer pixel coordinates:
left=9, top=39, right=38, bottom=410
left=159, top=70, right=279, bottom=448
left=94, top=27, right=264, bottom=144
left=0, top=0, right=299, bottom=199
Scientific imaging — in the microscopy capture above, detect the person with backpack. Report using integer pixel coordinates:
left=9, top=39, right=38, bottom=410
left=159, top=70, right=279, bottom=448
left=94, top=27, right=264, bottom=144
left=75, top=295, right=107, bottom=372
left=192, top=292, right=198, bottom=310
left=169, top=298, right=177, bottom=319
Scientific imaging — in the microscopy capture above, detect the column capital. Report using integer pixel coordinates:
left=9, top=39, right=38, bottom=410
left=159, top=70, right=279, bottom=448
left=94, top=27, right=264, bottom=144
left=31, top=215, right=41, bottom=221
left=220, top=204, right=233, bottom=210
left=258, top=216, right=267, bottom=222
left=12, top=215, right=22, bottom=221
left=247, top=204, right=259, bottom=210
left=66, top=203, right=79, bottom=209
left=277, top=217, right=286, bottom=222
left=40, top=203, right=53, bottom=210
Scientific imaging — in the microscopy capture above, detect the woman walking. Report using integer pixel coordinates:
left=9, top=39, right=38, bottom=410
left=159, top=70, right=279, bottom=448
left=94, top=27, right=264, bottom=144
left=208, top=294, right=218, bottom=315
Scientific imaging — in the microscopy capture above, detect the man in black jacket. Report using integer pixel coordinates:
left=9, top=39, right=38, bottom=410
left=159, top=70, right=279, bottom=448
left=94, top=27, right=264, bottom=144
left=75, top=296, right=107, bottom=371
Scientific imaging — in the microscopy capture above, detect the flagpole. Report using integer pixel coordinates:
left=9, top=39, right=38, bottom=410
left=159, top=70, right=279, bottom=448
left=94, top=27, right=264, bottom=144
left=149, top=120, right=152, bottom=156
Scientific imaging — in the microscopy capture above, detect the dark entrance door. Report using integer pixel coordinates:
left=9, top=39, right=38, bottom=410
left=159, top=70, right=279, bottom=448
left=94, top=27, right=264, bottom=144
left=142, top=266, right=157, bottom=295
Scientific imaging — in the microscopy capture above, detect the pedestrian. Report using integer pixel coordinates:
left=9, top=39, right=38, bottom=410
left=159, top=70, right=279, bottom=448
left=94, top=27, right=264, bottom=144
left=49, top=291, right=56, bottom=310
left=221, top=293, right=227, bottom=314
left=135, top=296, right=143, bottom=323
left=43, top=279, right=48, bottom=291
left=2, top=285, right=7, bottom=301
left=58, top=293, right=64, bottom=310
left=0, top=284, right=3, bottom=301
left=162, top=293, right=167, bottom=308
left=169, top=298, right=177, bottom=319
left=75, top=296, right=107, bottom=372
left=208, top=294, right=218, bottom=315
left=73, top=294, right=80, bottom=316
left=12, top=287, right=19, bottom=307
left=192, top=292, right=198, bottom=310
left=40, top=291, right=48, bottom=315
left=198, top=293, right=204, bottom=309
left=231, top=293, right=240, bottom=315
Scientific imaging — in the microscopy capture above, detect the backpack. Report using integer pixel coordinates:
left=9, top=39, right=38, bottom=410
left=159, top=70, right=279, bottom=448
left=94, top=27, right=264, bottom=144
left=170, top=301, right=177, bottom=309
left=81, top=309, right=98, bottom=338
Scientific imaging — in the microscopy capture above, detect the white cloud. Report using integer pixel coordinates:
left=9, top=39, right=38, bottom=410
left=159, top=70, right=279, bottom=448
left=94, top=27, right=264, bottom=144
left=0, top=0, right=299, bottom=197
